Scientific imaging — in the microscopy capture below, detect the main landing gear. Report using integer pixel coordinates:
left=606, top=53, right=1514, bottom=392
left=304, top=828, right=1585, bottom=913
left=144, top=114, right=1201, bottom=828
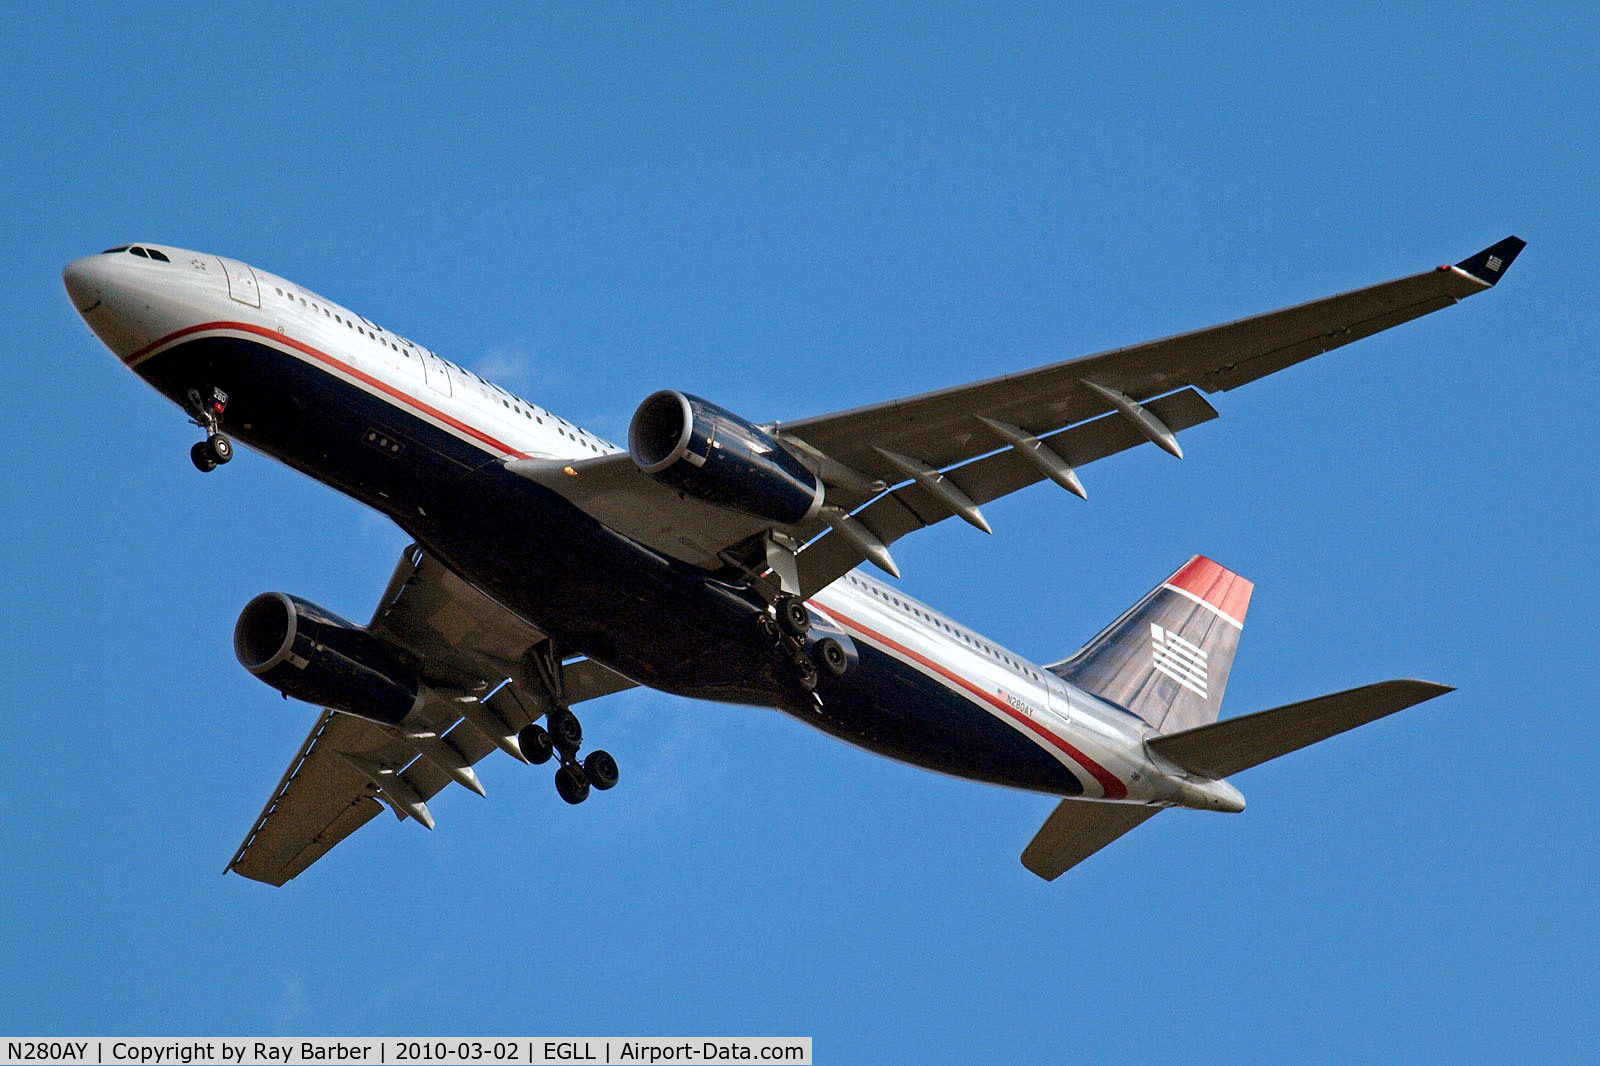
left=187, top=386, right=234, bottom=473
left=760, top=593, right=850, bottom=694
left=513, top=640, right=619, bottom=805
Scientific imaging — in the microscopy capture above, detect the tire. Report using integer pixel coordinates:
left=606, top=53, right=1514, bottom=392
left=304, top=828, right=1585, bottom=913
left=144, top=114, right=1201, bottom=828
left=547, top=708, right=583, bottom=754
left=207, top=434, right=234, bottom=464
left=190, top=441, right=218, bottom=473
left=814, top=637, right=849, bottom=678
left=517, top=723, right=554, bottom=765
left=778, top=596, right=810, bottom=638
left=794, top=654, right=819, bottom=693
left=555, top=763, right=591, bottom=805
left=583, top=749, right=620, bottom=790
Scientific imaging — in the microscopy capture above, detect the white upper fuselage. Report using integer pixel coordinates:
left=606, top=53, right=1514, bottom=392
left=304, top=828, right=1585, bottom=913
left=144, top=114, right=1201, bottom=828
left=65, top=242, right=1243, bottom=810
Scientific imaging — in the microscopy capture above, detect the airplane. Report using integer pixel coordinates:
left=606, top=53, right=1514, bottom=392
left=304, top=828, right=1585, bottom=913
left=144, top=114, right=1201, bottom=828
left=62, top=235, right=1523, bottom=885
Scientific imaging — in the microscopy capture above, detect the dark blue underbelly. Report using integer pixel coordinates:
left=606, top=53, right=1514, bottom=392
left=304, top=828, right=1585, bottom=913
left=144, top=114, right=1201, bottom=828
left=134, top=337, right=784, bottom=700
left=132, top=335, right=1079, bottom=794
left=797, top=644, right=1084, bottom=795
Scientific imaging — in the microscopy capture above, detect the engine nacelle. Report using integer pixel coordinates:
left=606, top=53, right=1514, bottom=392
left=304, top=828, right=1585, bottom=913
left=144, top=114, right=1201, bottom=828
left=629, top=390, right=825, bottom=525
left=234, top=592, right=423, bottom=725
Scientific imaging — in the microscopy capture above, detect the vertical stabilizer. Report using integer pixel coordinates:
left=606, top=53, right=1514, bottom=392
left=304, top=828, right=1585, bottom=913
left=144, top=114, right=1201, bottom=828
left=1049, top=557, right=1253, bottom=734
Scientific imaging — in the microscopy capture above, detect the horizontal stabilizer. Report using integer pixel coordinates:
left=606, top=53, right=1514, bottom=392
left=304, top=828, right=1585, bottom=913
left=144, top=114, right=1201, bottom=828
left=1146, top=679, right=1453, bottom=780
left=1021, top=799, right=1160, bottom=881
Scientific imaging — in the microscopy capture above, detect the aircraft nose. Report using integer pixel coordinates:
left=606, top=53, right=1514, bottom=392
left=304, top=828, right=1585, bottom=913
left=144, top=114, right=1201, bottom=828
left=64, top=250, right=164, bottom=360
left=63, top=255, right=108, bottom=314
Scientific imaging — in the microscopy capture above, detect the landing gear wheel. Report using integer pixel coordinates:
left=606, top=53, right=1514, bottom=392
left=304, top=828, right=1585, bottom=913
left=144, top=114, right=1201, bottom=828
left=190, top=441, right=218, bottom=473
left=517, top=723, right=554, bottom=765
left=583, top=750, right=619, bottom=790
left=794, top=653, right=819, bottom=693
left=206, top=433, right=233, bottom=465
left=814, top=637, right=850, bottom=678
left=756, top=612, right=781, bottom=644
left=777, top=595, right=810, bottom=638
left=546, top=707, right=583, bottom=754
left=555, top=762, right=591, bottom=804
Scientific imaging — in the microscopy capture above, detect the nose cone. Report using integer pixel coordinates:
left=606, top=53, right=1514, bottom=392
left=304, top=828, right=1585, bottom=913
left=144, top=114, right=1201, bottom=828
left=62, top=249, right=174, bottom=360
left=63, top=255, right=107, bottom=314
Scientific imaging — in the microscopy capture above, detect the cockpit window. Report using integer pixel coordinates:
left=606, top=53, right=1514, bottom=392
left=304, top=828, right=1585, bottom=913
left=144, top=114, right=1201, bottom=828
left=101, top=245, right=171, bottom=262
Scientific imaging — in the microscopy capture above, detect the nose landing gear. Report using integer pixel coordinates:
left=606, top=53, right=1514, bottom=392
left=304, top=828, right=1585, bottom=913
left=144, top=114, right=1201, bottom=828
left=187, top=387, right=234, bottom=473
left=514, top=640, right=620, bottom=805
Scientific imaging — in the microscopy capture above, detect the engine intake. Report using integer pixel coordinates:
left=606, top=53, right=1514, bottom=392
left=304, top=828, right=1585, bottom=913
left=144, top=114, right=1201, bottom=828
left=629, top=390, right=824, bottom=525
left=234, top=592, right=423, bottom=725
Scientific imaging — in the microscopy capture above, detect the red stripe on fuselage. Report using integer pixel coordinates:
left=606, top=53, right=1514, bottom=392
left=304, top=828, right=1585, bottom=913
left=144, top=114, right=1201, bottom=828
left=125, top=321, right=530, bottom=458
left=816, top=602, right=1128, bottom=799
left=1166, top=556, right=1253, bottom=625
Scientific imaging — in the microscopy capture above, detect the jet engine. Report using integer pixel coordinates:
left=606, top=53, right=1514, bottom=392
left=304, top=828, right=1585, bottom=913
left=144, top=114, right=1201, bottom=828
left=234, top=592, right=423, bottom=725
left=629, top=390, right=825, bottom=525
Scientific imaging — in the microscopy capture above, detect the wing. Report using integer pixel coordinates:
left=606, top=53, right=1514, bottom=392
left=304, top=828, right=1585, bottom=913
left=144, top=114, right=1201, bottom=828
left=226, top=546, right=636, bottom=886
left=514, top=237, right=1522, bottom=594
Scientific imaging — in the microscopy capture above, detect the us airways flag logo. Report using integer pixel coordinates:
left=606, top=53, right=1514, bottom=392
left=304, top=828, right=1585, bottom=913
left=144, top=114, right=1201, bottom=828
left=1150, top=622, right=1209, bottom=697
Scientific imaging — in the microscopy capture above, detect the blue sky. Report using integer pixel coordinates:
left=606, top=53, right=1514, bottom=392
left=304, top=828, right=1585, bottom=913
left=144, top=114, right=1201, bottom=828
left=3, top=3, right=1595, bottom=1061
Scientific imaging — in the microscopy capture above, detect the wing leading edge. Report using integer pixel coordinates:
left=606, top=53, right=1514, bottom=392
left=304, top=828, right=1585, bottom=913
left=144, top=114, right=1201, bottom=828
left=510, top=237, right=1522, bottom=592
left=776, top=236, right=1526, bottom=479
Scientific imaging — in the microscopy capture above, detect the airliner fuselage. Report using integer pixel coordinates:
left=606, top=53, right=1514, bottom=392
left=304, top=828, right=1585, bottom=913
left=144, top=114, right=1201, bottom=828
left=64, top=244, right=1198, bottom=804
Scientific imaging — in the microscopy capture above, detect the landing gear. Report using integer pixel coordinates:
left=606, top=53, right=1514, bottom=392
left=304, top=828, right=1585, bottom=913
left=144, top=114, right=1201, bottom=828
left=554, top=762, right=591, bottom=804
left=814, top=637, right=849, bottom=678
left=189, top=434, right=233, bottom=472
left=186, top=387, right=233, bottom=473
left=546, top=707, right=583, bottom=754
left=583, top=750, right=620, bottom=791
left=521, top=639, right=619, bottom=805
left=793, top=652, right=820, bottom=693
left=759, top=593, right=849, bottom=693
left=517, top=723, right=554, bottom=764
left=190, top=441, right=218, bottom=473
left=777, top=594, right=810, bottom=638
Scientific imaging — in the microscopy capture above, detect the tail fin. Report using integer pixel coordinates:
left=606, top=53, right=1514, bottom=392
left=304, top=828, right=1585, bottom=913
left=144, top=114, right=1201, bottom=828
left=1049, top=556, right=1253, bottom=734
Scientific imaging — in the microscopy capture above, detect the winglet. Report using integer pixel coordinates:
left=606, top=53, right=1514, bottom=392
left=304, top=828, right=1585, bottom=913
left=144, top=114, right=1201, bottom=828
left=1452, top=236, right=1526, bottom=286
